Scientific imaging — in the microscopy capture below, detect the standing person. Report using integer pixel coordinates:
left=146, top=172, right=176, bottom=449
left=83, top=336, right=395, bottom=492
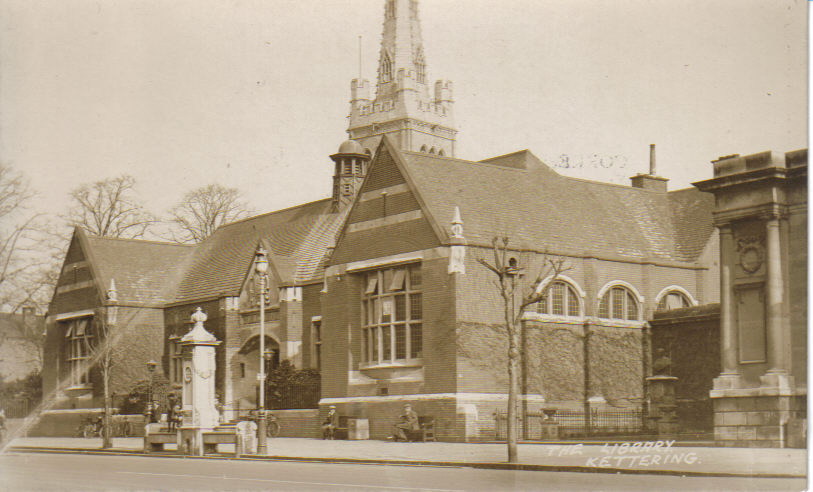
left=321, top=405, right=339, bottom=439
left=392, top=404, right=419, bottom=442
left=149, top=400, right=161, bottom=424
left=0, top=409, right=7, bottom=442
left=167, top=395, right=177, bottom=432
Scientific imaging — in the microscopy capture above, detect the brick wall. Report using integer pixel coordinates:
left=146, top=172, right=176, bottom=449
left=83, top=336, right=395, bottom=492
left=650, top=304, right=720, bottom=432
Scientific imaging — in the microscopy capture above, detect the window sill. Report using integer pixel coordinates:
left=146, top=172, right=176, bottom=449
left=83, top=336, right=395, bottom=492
left=522, top=313, right=584, bottom=324
left=64, top=384, right=93, bottom=394
left=359, top=360, right=423, bottom=380
left=359, top=359, right=423, bottom=371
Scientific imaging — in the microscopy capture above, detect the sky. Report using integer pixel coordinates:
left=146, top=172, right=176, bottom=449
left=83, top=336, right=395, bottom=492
left=0, top=0, right=807, bottom=222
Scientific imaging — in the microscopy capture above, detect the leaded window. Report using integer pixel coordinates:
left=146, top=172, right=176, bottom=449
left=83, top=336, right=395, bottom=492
left=64, top=317, right=92, bottom=386
left=536, top=281, right=581, bottom=317
left=657, top=291, right=691, bottom=312
left=598, top=286, right=640, bottom=321
left=361, top=264, right=422, bottom=365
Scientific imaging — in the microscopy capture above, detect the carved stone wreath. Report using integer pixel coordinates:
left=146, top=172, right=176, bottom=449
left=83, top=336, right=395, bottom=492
left=736, top=236, right=765, bottom=274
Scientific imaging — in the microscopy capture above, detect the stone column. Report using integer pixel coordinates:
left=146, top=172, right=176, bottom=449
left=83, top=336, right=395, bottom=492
left=713, top=225, right=740, bottom=389
left=764, top=217, right=785, bottom=373
left=761, top=216, right=793, bottom=391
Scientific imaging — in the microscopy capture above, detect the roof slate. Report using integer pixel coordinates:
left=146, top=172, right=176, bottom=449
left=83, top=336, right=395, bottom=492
left=172, top=199, right=349, bottom=304
left=398, top=150, right=714, bottom=262
left=84, top=236, right=194, bottom=305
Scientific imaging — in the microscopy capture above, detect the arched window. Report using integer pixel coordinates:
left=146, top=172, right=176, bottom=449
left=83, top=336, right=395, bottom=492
left=537, top=281, right=581, bottom=317
left=381, top=52, right=392, bottom=83
left=429, top=147, right=436, bottom=154
left=420, top=145, right=428, bottom=153
left=656, top=290, right=691, bottom=311
left=438, top=149, right=445, bottom=157
left=415, top=50, right=426, bottom=84
left=598, top=285, right=640, bottom=321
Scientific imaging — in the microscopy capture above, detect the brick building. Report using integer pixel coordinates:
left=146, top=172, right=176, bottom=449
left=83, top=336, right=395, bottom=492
left=39, top=0, right=801, bottom=443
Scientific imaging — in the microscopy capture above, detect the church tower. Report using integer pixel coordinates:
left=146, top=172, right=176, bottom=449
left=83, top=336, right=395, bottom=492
left=348, top=0, right=457, bottom=157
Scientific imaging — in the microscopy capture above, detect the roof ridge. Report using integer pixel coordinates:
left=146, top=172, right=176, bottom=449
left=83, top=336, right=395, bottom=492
left=85, top=235, right=195, bottom=248
left=478, top=149, right=532, bottom=162
left=667, top=186, right=704, bottom=195
left=559, top=174, right=666, bottom=192
left=215, top=197, right=333, bottom=230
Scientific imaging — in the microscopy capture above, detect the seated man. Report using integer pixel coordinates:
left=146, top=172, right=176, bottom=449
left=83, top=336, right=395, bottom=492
left=392, top=404, right=419, bottom=442
left=321, top=405, right=339, bottom=439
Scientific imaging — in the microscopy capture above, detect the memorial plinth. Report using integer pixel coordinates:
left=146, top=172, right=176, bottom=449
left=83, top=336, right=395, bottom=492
left=646, top=375, right=679, bottom=438
left=178, top=308, right=221, bottom=456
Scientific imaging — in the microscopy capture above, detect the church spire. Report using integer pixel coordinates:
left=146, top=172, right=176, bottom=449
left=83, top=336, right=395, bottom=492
left=348, top=0, right=457, bottom=158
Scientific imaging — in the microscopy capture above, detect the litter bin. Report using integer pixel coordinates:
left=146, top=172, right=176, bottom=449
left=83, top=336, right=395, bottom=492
left=347, top=418, right=369, bottom=440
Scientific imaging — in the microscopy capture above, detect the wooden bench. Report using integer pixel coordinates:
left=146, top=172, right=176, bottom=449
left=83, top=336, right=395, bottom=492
left=333, top=416, right=352, bottom=440
left=202, top=431, right=243, bottom=457
left=202, top=422, right=243, bottom=456
left=404, top=416, right=436, bottom=442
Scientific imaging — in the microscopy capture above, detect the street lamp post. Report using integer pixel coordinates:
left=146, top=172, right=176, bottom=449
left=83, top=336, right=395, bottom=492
left=255, top=245, right=269, bottom=455
left=146, top=360, right=157, bottom=423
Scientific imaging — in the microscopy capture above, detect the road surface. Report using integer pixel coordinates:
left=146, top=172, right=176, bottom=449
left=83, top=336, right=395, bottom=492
left=0, top=451, right=805, bottom=491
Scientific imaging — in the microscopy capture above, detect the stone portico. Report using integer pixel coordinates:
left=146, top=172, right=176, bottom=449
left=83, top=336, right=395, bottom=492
left=694, top=149, right=807, bottom=447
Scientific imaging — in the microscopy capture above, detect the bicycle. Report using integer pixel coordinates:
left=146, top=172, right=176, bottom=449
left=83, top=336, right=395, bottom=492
left=265, top=413, right=280, bottom=438
left=112, top=418, right=132, bottom=437
left=74, top=417, right=99, bottom=438
left=244, top=410, right=281, bottom=438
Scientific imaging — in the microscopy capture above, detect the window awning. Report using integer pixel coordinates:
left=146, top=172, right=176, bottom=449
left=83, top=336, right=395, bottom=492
left=389, top=269, right=406, bottom=291
left=365, top=277, right=378, bottom=295
left=75, top=319, right=87, bottom=337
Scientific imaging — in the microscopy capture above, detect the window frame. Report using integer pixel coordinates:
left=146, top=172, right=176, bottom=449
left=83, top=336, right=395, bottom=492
left=311, top=317, right=322, bottom=371
left=360, top=263, right=423, bottom=368
left=535, top=279, right=583, bottom=318
left=63, top=317, right=93, bottom=388
left=597, top=282, right=643, bottom=321
left=654, top=286, right=696, bottom=312
left=168, top=336, right=183, bottom=385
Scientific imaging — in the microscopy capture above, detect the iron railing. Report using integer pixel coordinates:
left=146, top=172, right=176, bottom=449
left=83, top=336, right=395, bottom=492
left=267, top=381, right=320, bottom=410
left=495, top=407, right=645, bottom=440
left=3, top=398, right=33, bottom=418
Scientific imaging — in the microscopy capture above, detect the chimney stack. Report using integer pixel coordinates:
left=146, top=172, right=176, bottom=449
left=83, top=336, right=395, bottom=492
left=630, top=144, right=668, bottom=192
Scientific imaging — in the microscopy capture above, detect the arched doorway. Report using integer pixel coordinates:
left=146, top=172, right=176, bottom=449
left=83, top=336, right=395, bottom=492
left=233, top=335, right=280, bottom=411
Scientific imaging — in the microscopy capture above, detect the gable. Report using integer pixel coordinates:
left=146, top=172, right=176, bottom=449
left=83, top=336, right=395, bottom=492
left=331, top=146, right=442, bottom=265
left=50, top=232, right=100, bottom=315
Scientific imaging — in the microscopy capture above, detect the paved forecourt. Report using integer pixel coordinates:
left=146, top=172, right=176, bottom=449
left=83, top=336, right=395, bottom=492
left=5, top=436, right=806, bottom=478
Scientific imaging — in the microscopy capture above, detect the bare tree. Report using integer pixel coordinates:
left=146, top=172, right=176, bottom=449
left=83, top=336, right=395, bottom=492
left=92, top=282, right=124, bottom=449
left=66, top=175, right=157, bottom=239
left=478, top=237, right=570, bottom=463
left=167, top=183, right=251, bottom=243
left=0, top=164, right=62, bottom=313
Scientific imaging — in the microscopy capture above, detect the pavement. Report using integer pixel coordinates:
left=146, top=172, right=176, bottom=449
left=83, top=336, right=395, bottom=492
left=3, top=435, right=807, bottom=479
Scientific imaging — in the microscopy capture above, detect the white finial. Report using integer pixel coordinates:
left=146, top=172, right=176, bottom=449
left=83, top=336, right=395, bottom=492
left=106, top=278, right=118, bottom=302
left=450, top=206, right=464, bottom=239
left=191, top=307, right=208, bottom=325
left=183, top=307, right=216, bottom=343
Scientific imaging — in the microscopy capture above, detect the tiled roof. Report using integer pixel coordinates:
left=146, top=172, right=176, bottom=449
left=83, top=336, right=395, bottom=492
left=172, top=199, right=348, bottom=304
left=398, top=150, right=714, bottom=263
left=84, top=236, right=194, bottom=305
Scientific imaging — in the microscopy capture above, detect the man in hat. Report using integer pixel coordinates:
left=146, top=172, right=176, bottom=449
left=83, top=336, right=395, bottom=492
left=322, top=405, right=339, bottom=439
left=393, top=404, right=419, bottom=442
